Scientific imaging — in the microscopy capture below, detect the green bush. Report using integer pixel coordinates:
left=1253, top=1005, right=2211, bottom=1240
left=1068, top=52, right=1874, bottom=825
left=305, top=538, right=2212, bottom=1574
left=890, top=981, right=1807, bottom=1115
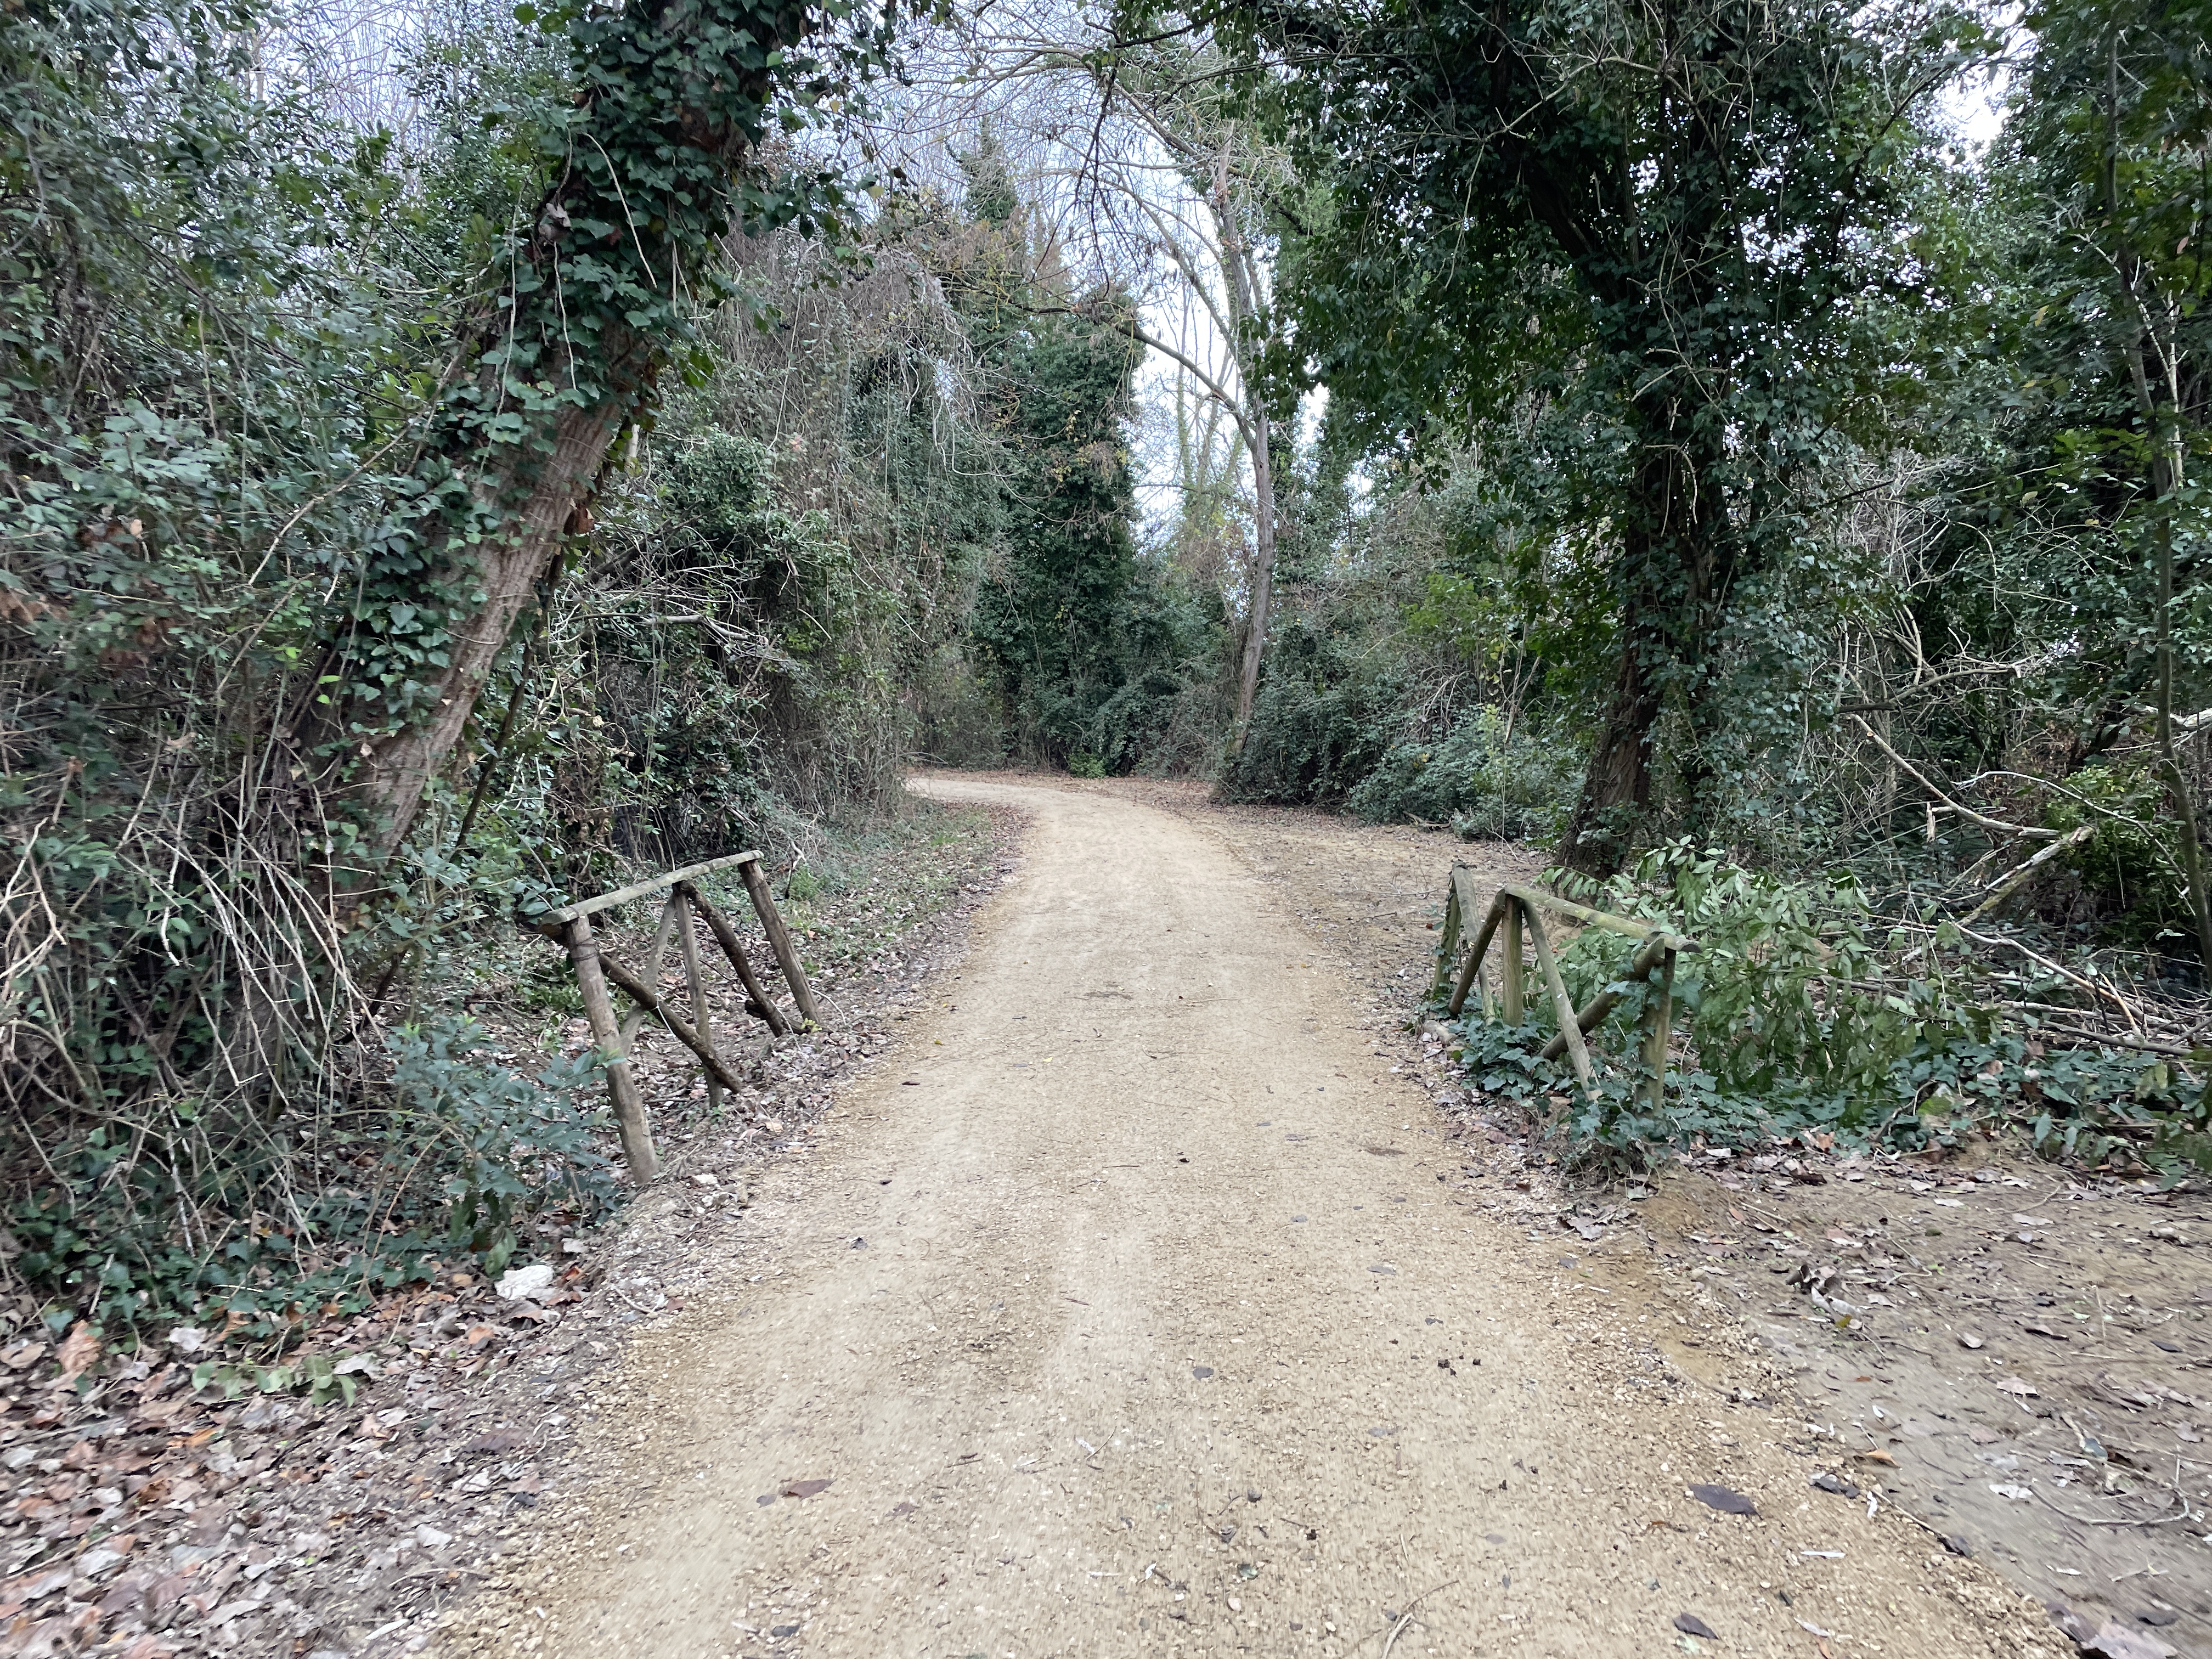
left=2042, top=764, right=2189, bottom=946
left=1346, top=706, right=1584, bottom=839
left=383, top=1020, right=614, bottom=1276
left=1220, top=617, right=1402, bottom=803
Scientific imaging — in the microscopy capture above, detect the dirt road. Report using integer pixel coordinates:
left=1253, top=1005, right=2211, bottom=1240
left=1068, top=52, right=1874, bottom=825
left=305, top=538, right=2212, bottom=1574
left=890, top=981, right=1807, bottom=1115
left=494, top=778, right=2062, bottom=1658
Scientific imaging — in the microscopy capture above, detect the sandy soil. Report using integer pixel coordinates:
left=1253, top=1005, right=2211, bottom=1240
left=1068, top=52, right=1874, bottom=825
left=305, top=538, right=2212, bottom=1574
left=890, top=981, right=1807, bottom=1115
left=451, top=776, right=2066, bottom=1659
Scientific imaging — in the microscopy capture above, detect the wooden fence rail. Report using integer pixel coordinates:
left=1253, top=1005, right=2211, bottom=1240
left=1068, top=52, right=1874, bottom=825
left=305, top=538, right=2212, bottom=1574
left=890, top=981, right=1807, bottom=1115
left=1432, top=866, right=1699, bottom=1107
left=531, top=850, right=819, bottom=1182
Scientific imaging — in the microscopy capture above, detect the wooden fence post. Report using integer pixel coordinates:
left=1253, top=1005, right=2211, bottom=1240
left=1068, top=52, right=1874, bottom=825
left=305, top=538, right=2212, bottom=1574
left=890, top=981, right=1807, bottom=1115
left=563, top=916, right=657, bottom=1183
left=1432, top=868, right=1464, bottom=1000
left=1521, top=904, right=1594, bottom=1088
left=1448, top=894, right=1508, bottom=1018
left=675, top=889, right=723, bottom=1116
left=619, top=893, right=682, bottom=1048
left=1638, top=947, right=1677, bottom=1110
left=1500, top=898, right=1526, bottom=1026
left=738, top=859, right=820, bottom=1028
left=682, top=881, right=790, bottom=1036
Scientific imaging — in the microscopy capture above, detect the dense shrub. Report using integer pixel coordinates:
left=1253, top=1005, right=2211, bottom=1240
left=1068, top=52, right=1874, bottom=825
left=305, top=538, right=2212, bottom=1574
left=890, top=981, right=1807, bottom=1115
left=1218, top=616, right=1402, bottom=803
left=1346, top=707, right=1585, bottom=839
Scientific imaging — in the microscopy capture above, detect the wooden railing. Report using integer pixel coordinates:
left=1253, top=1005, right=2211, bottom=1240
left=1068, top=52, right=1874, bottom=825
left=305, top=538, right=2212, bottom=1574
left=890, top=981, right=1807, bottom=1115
left=1432, top=867, right=1698, bottom=1107
left=532, top=850, right=819, bottom=1182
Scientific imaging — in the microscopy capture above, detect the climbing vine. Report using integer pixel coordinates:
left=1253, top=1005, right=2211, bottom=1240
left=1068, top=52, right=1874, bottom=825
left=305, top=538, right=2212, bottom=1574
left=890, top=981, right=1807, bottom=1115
left=326, top=0, right=896, bottom=867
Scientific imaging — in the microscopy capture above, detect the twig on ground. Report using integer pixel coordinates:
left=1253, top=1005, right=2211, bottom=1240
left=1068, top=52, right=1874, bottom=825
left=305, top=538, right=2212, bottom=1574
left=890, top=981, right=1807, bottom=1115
left=1953, top=924, right=2145, bottom=1031
left=1376, top=1578, right=1458, bottom=1658
left=2032, top=1482, right=2194, bottom=1528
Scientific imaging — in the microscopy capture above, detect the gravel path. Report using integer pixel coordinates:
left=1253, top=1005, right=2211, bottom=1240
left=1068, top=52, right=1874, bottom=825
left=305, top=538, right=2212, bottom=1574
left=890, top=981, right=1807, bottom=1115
left=464, top=777, right=2065, bottom=1659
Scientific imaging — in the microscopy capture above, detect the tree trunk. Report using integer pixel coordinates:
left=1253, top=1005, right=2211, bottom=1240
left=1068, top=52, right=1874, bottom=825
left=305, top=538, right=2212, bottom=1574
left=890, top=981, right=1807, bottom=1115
left=1557, top=415, right=1731, bottom=873
left=1557, top=579, right=1664, bottom=872
left=2103, top=35, right=2212, bottom=967
left=349, top=357, right=645, bottom=872
left=317, top=0, right=830, bottom=884
left=1235, top=408, right=1276, bottom=734
left=1214, top=180, right=1278, bottom=747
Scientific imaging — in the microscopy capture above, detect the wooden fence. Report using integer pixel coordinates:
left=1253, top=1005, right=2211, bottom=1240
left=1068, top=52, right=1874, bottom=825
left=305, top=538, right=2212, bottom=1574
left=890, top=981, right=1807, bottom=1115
left=1432, top=867, right=1699, bottom=1107
left=533, top=851, right=819, bottom=1182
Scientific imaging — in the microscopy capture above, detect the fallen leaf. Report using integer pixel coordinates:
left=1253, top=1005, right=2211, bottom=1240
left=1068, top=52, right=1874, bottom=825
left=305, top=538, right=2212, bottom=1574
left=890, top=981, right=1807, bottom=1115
left=1994, top=1376, right=2038, bottom=1397
left=54, top=1322, right=101, bottom=1383
left=781, top=1478, right=831, bottom=1499
left=1673, top=1612, right=1718, bottom=1639
left=1689, top=1483, right=1756, bottom=1515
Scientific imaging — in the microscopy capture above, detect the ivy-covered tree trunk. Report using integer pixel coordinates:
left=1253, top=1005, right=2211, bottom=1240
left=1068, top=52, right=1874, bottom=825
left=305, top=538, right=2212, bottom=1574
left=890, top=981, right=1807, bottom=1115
left=1234, top=410, right=1276, bottom=732
left=325, top=0, right=863, bottom=877
left=1556, top=379, right=1741, bottom=868
left=344, top=352, right=646, bottom=873
left=1214, top=169, right=1279, bottom=740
